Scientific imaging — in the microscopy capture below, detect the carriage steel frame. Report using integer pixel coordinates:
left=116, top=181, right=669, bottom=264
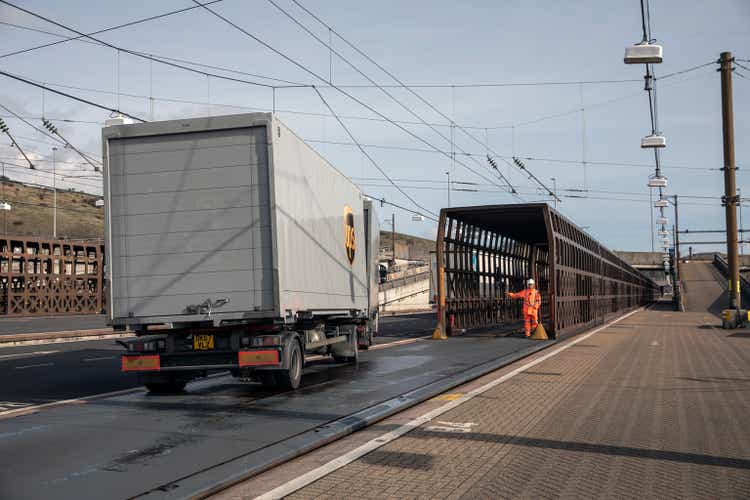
left=435, top=204, right=657, bottom=339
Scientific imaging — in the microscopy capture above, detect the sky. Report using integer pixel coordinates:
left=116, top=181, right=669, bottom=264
left=0, top=0, right=748, bottom=252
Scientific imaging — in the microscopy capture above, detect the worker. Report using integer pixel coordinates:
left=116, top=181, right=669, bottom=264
left=506, top=278, right=541, bottom=337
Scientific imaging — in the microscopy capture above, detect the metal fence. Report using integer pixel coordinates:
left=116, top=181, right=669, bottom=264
left=435, top=204, right=658, bottom=339
left=0, top=236, right=104, bottom=317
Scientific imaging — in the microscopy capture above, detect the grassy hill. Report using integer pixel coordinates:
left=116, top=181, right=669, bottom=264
left=0, top=178, right=103, bottom=240
left=379, top=230, right=435, bottom=262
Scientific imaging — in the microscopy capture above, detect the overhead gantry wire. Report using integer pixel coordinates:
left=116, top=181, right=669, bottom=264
left=285, top=0, right=555, bottom=201
left=0, top=19, right=306, bottom=87
left=0, top=0, right=303, bottom=90
left=264, top=0, right=520, bottom=198
left=0, top=0, right=224, bottom=59
left=190, top=0, right=523, bottom=208
left=0, top=70, right=147, bottom=122
left=313, top=87, right=437, bottom=219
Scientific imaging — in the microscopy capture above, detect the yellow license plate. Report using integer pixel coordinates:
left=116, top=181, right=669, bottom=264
left=193, top=334, right=215, bottom=350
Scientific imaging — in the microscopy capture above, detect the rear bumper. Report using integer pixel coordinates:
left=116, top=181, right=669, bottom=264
left=121, top=349, right=281, bottom=373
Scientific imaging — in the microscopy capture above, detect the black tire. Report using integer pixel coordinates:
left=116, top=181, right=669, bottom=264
left=144, top=379, right=186, bottom=394
left=275, top=340, right=303, bottom=390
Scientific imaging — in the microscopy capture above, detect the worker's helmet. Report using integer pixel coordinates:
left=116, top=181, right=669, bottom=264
left=527, top=278, right=535, bottom=286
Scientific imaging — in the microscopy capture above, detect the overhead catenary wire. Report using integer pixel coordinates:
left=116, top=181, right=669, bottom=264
left=363, top=194, right=438, bottom=223
left=285, top=0, right=558, bottom=202
left=0, top=19, right=306, bottom=87
left=191, top=0, right=524, bottom=209
left=264, top=0, right=520, bottom=198
left=0, top=70, right=146, bottom=122
left=313, top=86, right=436, bottom=218
left=0, top=1, right=308, bottom=90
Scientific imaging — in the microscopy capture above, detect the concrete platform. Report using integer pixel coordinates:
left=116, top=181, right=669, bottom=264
left=243, top=303, right=750, bottom=499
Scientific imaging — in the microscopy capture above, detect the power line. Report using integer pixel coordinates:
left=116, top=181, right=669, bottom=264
left=363, top=194, right=438, bottom=223
left=191, top=0, right=520, bottom=203
left=0, top=1, right=302, bottom=90
left=265, top=0, right=520, bottom=198
left=0, top=19, right=306, bottom=87
left=284, top=0, right=559, bottom=201
left=313, top=87, right=436, bottom=218
left=0, top=70, right=146, bottom=122
left=306, top=139, right=724, bottom=172
left=0, top=1, right=223, bottom=59
left=315, top=79, right=642, bottom=88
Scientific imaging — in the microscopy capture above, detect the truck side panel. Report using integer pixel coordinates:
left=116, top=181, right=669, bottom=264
left=270, top=119, right=368, bottom=314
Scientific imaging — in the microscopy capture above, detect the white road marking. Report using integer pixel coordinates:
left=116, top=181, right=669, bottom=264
left=255, top=307, right=643, bottom=500
left=0, top=350, right=58, bottom=360
left=0, top=402, right=33, bottom=412
left=82, top=356, right=116, bottom=362
left=426, top=421, right=478, bottom=433
left=14, top=363, right=54, bottom=370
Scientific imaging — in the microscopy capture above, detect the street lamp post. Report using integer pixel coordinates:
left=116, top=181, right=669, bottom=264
left=52, top=147, right=57, bottom=239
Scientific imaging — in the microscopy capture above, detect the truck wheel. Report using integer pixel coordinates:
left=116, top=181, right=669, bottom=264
left=144, top=378, right=187, bottom=394
left=275, top=340, right=303, bottom=390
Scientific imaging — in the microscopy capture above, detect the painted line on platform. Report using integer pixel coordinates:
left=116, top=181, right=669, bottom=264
left=256, top=307, right=644, bottom=500
left=0, top=334, right=434, bottom=420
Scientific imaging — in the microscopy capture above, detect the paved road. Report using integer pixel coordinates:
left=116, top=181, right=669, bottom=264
left=0, top=314, right=108, bottom=336
left=0, top=332, right=545, bottom=500
left=0, top=313, right=436, bottom=407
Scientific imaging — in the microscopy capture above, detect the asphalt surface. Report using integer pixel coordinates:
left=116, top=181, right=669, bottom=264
left=0, top=331, right=545, bottom=500
left=0, top=314, right=108, bottom=336
left=0, top=313, right=436, bottom=407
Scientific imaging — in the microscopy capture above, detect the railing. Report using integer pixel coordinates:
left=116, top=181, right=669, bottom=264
left=713, top=253, right=750, bottom=305
left=0, top=235, right=104, bottom=317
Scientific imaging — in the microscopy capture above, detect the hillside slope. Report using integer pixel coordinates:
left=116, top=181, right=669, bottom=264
left=0, top=178, right=103, bottom=240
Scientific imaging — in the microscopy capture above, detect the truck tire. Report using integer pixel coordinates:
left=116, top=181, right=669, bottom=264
left=275, top=340, right=303, bottom=390
left=332, top=327, right=358, bottom=363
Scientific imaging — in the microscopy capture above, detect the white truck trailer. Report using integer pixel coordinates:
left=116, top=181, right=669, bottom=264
left=103, top=113, right=379, bottom=392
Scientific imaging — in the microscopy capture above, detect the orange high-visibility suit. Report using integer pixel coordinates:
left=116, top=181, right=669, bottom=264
left=508, top=287, right=541, bottom=337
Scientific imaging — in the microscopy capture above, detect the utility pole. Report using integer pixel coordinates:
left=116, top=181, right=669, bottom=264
left=719, top=51, right=740, bottom=318
left=673, top=194, right=681, bottom=310
left=52, top=147, right=57, bottom=239
left=391, top=213, right=396, bottom=261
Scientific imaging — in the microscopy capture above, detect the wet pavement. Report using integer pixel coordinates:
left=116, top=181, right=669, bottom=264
left=0, top=334, right=547, bottom=500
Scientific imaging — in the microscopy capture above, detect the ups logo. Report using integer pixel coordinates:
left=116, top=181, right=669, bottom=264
left=344, top=206, right=355, bottom=265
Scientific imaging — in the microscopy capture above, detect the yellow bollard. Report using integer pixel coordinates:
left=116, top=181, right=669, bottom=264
left=530, top=323, right=549, bottom=340
left=432, top=324, right=447, bottom=340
